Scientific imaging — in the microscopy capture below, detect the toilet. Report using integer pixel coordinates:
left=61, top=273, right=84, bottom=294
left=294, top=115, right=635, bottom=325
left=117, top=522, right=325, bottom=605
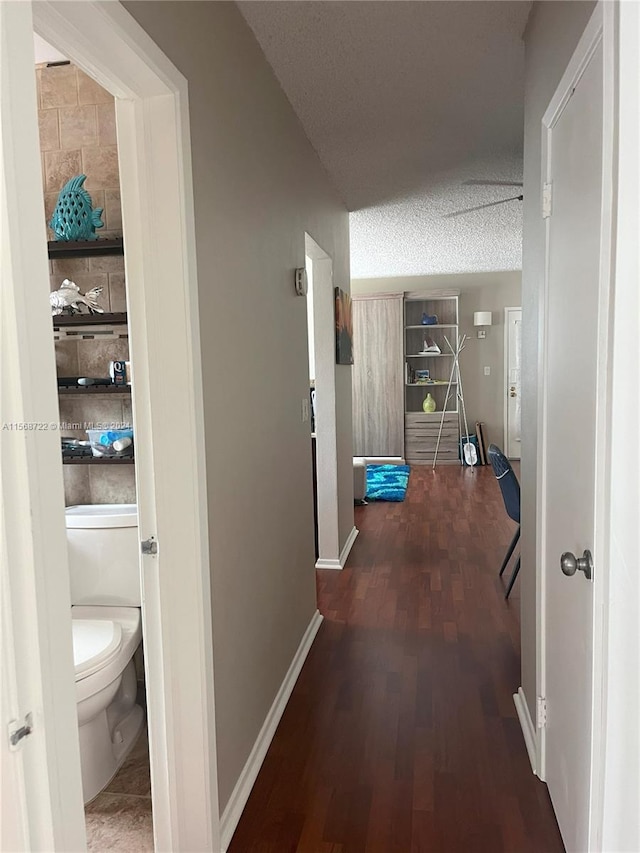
left=66, top=503, right=145, bottom=804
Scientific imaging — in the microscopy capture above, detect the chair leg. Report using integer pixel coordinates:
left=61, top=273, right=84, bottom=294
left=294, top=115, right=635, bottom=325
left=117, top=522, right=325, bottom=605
left=505, top=556, right=521, bottom=599
left=499, top=527, right=520, bottom=577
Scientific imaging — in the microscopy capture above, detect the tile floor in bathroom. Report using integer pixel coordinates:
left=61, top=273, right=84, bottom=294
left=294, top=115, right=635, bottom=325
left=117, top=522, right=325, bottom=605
left=85, top=728, right=153, bottom=851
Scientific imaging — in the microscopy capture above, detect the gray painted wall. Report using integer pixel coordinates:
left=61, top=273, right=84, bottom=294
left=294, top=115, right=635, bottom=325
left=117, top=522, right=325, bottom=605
left=125, top=0, right=353, bottom=812
left=521, top=0, right=596, bottom=722
left=352, top=272, right=521, bottom=448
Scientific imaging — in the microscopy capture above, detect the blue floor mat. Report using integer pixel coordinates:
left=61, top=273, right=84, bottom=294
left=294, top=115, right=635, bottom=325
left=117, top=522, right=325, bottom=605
left=366, top=464, right=410, bottom=502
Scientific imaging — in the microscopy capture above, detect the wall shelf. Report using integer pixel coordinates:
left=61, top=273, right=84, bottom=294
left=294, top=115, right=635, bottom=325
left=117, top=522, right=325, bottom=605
left=53, top=312, right=127, bottom=328
left=406, top=353, right=453, bottom=358
left=48, top=237, right=124, bottom=260
left=62, top=456, right=134, bottom=465
left=57, top=384, right=131, bottom=395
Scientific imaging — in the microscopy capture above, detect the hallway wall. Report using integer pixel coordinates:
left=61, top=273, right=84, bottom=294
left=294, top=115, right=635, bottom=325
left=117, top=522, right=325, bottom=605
left=351, top=272, right=521, bottom=449
left=521, top=0, right=596, bottom=723
left=124, top=0, right=353, bottom=813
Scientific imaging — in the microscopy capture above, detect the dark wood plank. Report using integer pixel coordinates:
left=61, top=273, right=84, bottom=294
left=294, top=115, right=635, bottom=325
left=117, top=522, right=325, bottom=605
left=228, top=466, right=563, bottom=853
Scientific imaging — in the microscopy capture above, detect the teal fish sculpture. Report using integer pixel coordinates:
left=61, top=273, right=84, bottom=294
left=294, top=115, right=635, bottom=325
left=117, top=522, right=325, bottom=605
left=49, top=174, right=104, bottom=241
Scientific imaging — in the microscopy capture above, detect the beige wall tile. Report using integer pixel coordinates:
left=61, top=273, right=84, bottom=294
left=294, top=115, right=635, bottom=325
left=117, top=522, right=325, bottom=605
left=77, top=70, right=113, bottom=106
left=97, top=101, right=117, bottom=146
left=89, top=467, right=137, bottom=504
left=104, top=189, right=123, bottom=232
left=89, top=255, right=125, bottom=274
left=63, top=466, right=91, bottom=507
left=38, top=109, right=59, bottom=152
left=59, top=396, right=127, bottom=433
left=82, top=147, right=120, bottom=191
left=52, top=257, right=90, bottom=278
left=54, top=341, right=79, bottom=376
left=77, top=338, right=130, bottom=377
left=44, top=148, right=82, bottom=193
left=59, top=105, right=98, bottom=149
left=40, top=64, right=78, bottom=109
left=109, top=274, right=127, bottom=313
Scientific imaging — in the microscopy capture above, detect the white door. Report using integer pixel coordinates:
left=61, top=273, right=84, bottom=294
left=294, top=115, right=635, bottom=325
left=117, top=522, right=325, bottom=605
left=504, top=307, right=522, bottom=459
left=540, top=7, right=612, bottom=851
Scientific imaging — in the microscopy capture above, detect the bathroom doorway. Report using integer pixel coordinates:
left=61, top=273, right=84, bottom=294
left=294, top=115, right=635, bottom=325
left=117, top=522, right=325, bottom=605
left=1, top=2, right=219, bottom=850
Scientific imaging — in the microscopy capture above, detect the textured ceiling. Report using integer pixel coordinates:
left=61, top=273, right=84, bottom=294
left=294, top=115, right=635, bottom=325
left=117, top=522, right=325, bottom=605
left=239, top=1, right=530, bottom=277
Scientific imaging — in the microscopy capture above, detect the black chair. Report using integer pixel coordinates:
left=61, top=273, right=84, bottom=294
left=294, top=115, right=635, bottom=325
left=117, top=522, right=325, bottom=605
left=487, top=444, right=520, bottom=599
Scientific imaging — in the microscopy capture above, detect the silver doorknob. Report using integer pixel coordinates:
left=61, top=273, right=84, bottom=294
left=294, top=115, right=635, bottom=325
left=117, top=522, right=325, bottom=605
left=560, top=549, right=593, bottom=580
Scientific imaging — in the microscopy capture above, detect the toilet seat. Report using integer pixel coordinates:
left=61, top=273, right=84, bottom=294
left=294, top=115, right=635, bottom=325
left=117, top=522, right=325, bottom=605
left=73, top=619, right=123, bottom=681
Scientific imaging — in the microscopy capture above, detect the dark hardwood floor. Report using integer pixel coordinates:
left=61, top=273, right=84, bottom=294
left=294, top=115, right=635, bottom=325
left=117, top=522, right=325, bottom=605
left=229, top=466, right=564, bottom=852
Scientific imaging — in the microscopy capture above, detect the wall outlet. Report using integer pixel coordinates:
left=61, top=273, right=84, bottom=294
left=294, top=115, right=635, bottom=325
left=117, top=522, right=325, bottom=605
left=302, top=397, right=310, bottom=422
left=484, top=366, right=491, bottom=376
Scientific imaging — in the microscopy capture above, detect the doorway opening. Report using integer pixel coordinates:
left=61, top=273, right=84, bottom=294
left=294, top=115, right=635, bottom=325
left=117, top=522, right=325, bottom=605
left=2, top=2, right=219, bottom=850
left=304, top=234, right=343, bottom=569
left=34, top=38, right=153, bottom=846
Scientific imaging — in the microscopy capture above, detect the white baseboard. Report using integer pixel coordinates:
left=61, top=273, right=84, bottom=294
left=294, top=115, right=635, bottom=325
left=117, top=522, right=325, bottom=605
left=219, top=609, right=323, bottom=852
left=339, top=526, right=358, bottom=566
left=315, top=526, right=359, bottom=571
left=514, top=687, right=538, bottom=776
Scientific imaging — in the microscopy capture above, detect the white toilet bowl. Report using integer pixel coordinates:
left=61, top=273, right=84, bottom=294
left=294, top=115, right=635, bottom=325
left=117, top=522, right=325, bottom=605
left=72, top=605, right=144, bottom=803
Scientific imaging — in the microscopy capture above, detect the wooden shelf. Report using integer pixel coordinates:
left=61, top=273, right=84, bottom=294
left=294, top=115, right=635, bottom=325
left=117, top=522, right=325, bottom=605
left=57, top=384, right=131, bottom=395
left=48, top=237, right=124, bottom=259
left=53, top=312, right=127, bottom=328
left=406, top=382, right=456, bottom=387
left=405, top=324, right=457, bottom=330
left=62, top=455, right=134, bottom=465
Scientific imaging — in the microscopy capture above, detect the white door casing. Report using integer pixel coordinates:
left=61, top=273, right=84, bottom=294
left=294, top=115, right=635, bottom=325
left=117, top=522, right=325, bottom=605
left=306, top=235, right=344, bottom=570
left=537, top=4, right=614, bottom=851
left=504, top=307, right=522, bottom=459
left=2, top=1, right=220, bottom=849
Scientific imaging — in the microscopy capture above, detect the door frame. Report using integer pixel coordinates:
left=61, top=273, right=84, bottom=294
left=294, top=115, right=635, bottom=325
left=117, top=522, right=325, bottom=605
left=503, top=306, right=522, bottom=459
left=2, top=1, right=220, bottom=849
left=305, top=234, right=348, bottom=569
left=535, top=3, right=615, bottom=848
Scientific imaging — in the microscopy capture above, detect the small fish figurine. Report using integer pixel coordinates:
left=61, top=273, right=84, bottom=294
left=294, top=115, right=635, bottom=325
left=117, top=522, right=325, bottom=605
left=50, top=279, right=104, bottom=316
left=49, top=174, right=104, bottom=242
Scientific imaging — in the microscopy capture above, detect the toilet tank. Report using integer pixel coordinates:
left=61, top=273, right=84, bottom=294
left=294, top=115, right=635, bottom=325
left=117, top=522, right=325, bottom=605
left=65, top=504, right=141, bottom=606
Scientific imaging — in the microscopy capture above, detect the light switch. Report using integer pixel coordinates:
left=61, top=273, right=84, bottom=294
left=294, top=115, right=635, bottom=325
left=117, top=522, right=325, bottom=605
left=484, top=366, right=491, bottom=376
left=302, top=398, right=310, bottom=422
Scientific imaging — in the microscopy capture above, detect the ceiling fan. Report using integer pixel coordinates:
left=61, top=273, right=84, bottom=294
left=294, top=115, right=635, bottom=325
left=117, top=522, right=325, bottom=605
left=444, top=180, right=524, bottom=219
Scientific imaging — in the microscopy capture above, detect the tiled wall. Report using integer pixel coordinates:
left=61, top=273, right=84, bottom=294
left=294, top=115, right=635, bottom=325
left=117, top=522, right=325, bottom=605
left=38, top=62, right=135, bottom=506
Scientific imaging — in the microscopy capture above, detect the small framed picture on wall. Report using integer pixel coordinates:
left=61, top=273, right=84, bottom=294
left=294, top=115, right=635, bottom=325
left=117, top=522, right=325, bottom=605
left=334, top=287, right=353, bottom=365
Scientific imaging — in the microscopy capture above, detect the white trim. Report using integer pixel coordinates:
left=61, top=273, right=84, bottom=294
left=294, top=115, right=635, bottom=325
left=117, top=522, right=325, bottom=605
left=514, top=688, right=538, bottom=776
left=315, top=526, right=359, bottom=571
left=306, top=236, right=342, bottom=566
left=220, top=610, right=324, bottom=852
left=15, top=2, right=220, bottom=849
left=340, top=525, right=359, bottom=566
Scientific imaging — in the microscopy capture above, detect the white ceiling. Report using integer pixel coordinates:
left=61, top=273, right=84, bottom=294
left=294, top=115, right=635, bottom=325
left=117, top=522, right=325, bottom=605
left=239, top=1, right=531, bottom=278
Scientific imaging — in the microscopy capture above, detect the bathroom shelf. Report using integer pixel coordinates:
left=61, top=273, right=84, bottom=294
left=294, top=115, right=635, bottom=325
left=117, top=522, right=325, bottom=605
left=48, top=237, right=124, bottom=260
left=57, top=385, right=131, bottom=395
left=406, top=353, right=453, bottom=358
left=62, top=456, right=135, bottom=465
left=53, top=312, right=127, bottom=327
